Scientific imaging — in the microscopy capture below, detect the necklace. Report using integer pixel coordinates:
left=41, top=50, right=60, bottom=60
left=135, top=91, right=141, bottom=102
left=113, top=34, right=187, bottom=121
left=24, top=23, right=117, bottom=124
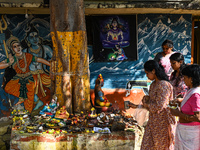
left=16, top=53, right=27, bottom=72
left=30, top=46, right=40, bottom=54
left=15, top=54, right=23, bottom=59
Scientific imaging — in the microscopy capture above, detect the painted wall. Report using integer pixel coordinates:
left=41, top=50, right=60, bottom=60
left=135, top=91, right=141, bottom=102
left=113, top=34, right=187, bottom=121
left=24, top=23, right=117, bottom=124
left=89, top=14, right=192, bottom=113
left=0, top=14, right=52, bottom=117
left=0, top=14, right=192, bottom=117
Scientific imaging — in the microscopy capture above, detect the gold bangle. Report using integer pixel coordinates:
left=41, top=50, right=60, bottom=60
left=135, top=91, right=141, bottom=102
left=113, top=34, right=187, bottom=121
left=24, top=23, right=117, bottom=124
left=184, top=115, right=189, bottom=121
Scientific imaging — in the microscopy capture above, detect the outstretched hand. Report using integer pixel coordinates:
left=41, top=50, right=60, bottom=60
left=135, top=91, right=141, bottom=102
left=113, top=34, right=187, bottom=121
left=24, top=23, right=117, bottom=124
left=129, top=103, right=138, bottom=108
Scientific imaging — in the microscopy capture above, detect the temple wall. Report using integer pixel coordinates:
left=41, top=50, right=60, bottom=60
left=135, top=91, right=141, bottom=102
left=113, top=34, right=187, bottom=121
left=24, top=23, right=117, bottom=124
left=89, top=14, right=192, bottom=111
left=0, top=7, right=192, bottom=150
left=0, top=13, right=192, bottom=117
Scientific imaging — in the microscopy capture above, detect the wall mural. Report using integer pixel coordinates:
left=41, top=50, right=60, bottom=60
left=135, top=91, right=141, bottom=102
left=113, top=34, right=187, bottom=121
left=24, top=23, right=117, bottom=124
left=0, top=14, right=52, bottom=117
left=0, top=14, right=192, bottom=117
left=89, top=14, right=192, bottom=111
left=91, top=15, right=137, bottom=62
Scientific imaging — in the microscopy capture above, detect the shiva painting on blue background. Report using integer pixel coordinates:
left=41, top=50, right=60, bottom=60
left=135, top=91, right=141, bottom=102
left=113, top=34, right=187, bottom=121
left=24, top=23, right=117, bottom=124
left=89, top=14, right=192, bottom=91
left=101, top=17, right=130, bottom=49
left=92, top=15, right=137, bottom=62
left=0, top=14, right=52, bottom=117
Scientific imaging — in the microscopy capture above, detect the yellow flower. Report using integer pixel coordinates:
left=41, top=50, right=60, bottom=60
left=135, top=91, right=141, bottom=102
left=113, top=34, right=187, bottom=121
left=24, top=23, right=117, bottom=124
left=86, top=130, right=90, bottom=133
left=63, top=131, right=67, bottom=133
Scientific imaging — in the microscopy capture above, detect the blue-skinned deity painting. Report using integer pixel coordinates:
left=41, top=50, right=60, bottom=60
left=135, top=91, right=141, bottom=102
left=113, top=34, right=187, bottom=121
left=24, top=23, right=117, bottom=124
left=0, top=14, right=52, bottom=117
left=101, top=17, right=130, bottom=49
left=92, top=15, right=137, bottom=62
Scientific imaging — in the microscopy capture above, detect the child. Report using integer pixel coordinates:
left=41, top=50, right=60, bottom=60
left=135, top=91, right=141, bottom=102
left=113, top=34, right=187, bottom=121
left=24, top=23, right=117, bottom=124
left=170, top=52, right=188, bottom=102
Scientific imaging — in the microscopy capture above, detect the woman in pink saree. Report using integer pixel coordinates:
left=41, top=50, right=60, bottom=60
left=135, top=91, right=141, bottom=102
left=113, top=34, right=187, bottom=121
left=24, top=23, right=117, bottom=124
left=170, top=64, right=200, bottom=150
left=141, top=60, right=176, bottom=150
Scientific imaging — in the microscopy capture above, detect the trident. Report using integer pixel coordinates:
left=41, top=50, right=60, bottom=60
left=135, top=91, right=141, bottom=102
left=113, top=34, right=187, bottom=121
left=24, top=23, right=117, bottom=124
left=0, top=15, right=8, bottom=58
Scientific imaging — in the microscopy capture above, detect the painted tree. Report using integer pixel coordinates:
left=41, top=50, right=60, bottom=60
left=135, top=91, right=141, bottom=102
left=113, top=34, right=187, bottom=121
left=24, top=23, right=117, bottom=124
left=50, top=0, right=90, bottom=113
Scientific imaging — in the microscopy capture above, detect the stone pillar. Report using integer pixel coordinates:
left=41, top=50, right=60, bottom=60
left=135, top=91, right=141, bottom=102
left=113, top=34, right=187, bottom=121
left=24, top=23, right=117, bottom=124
left=50, top=0, right=90, bottom=113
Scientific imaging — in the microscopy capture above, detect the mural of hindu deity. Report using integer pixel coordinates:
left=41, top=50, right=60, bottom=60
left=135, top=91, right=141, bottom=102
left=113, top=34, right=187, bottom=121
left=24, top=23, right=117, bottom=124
left=23, top=23, right=53, bottom=110
left=0, top=14, right=193, bottom=117
left=102, top=17, right=130, bottom=49
left=92, top=15, right=137, bottom=62
left=0, top=14, right=52, bottom=117
left=2, top=36, right=50, bottom=113
left=89, top=14, right=192, bottom=112
left=89, top=14, right=192, bottom=89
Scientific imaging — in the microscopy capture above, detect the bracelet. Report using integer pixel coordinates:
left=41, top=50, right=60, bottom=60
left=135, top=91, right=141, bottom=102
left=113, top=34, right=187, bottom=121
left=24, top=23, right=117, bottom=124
left=184, top=115, right=189, bottom=121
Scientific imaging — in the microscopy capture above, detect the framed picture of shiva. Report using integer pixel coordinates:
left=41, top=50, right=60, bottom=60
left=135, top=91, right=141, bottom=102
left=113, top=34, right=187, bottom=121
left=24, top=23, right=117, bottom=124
left=90, top=15, right=137, bottom=62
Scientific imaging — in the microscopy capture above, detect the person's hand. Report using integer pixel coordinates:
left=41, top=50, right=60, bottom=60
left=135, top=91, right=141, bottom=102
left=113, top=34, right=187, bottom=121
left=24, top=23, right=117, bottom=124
left=170, top=107, right=180, bottom=116
left=176, top=98, right=183, bottom=103
left=128, top=103, right=138, bottom=108
left=175, top=93, right=183, bottom=103
left=9, top=56, right=14, bottom=64
left=142, top=95, right=150, bottom=104
left=169, top=100, right=178, bottom=106
left=169, top=99, right=181, bottom=107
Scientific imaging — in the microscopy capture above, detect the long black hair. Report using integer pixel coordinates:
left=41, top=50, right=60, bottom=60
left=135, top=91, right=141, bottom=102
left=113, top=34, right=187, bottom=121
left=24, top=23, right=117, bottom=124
left=170, top=52, right=186, bottom=87
left=144, top=60, right=169, bottom=81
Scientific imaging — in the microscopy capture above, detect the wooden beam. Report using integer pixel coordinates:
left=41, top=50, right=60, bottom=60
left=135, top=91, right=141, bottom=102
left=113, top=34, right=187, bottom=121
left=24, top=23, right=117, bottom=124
left=85, top=8, right=200, bottom=15
left=1, top=7, right=200, bottom=15
left=0, top=7, right=49, bottom=14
